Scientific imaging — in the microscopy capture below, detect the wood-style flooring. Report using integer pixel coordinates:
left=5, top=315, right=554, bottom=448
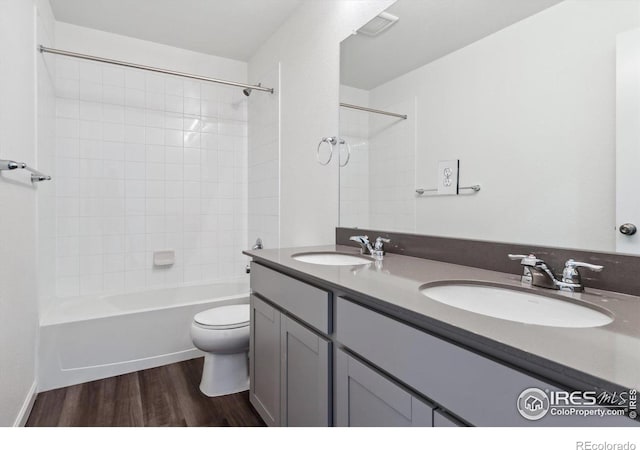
left=26, top=358, right=265, bottom=427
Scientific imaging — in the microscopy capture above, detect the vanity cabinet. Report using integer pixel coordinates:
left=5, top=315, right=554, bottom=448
left=249, top=263, right=331, bottom=427
left=336, top=349, right=434, bottom=427
left=249, top=260, right=636, bottom=427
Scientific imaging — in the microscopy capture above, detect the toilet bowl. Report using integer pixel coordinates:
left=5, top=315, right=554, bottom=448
left=190, top=304, right=250, bottom=397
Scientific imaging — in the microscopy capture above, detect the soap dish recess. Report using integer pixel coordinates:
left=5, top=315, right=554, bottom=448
left=153, top=250, right=175, bottom=267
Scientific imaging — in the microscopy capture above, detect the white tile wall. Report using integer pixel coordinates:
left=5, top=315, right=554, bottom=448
left=339, top=87, right=415, bottom=232
left=368, top=97, right=416, bottom=232
left=339, top=85, right=370, bottom=228
left=248, top=64, right=280, bottom=249
left=53, top=56, right=248, bottom=297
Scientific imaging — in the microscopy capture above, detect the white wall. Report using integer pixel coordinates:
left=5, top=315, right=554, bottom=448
left=363, top=0, right=639, bottom=251
left=0, top=0, right=51, bottom=427
left=48, top=24, right=250, bottom=299
left=37, top=0, right=57, bottom=314
left=249, top=0, right=395, bottom=248
left=55, top=22, right=247, bottom=84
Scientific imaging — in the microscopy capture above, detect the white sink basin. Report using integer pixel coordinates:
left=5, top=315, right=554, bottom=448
left=420, top=283, right=613, bottom=328
left=292, top=252, right=373, bottom=266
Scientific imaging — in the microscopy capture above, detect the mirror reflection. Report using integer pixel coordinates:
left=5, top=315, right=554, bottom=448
left=339, top=0, right=640, bottom=255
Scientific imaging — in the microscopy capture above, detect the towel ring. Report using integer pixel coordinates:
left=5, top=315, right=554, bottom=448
left=316, top=136, right=337, bottom=166
left=338, top=139, right=351, bottom=167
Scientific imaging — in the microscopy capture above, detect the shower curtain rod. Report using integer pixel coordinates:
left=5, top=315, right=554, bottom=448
left=340, top=102, right=407, bottom=120
left=39, top=45, right=274, bottom=94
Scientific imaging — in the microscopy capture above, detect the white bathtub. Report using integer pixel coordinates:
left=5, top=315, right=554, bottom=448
left=38, top=278, right=249, bottom=392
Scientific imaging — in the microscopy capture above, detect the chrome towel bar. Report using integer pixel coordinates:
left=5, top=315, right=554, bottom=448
left=415, top=184, right=481, bottom=195
left=0, top=159, right=52, bottom=183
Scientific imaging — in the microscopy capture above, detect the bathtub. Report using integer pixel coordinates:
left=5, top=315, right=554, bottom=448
left=38, top=278, right=249, bottom=392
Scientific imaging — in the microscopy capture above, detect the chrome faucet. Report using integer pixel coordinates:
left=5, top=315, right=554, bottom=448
left=508, top=254, right=603, bottom=292
left=245, top=238, right=264, bottom=274
left=350, top=235, right=391, bottom=260
left=350, top=235, right=374, bottom=254
left=252, top=238, right=263, bottom=250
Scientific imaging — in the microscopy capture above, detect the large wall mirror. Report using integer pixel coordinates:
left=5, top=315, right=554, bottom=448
left=339, top=0, right=640, bottom=255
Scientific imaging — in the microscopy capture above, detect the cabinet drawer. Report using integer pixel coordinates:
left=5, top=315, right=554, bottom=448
left=251, top=262, right=330, bottom=334
left=336, top=297, right=635, bottom=427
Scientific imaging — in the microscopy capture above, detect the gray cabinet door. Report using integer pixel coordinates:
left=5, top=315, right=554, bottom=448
left=335, top=349, right=433, bottom=427
left=434, top=409, right=464, bottom=427
left=281, top=315, right=331, bottom=426
left=250, top=295, right=281, bottom=427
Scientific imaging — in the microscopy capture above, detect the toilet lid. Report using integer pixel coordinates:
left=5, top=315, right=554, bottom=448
left=194, top=304, right=250, bottom=329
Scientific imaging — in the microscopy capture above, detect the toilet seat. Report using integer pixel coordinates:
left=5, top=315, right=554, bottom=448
left=193, top=304, right=250, bottom=330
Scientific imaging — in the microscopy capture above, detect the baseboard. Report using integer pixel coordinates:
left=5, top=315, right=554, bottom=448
left=13, top=380, right=37, bottom=427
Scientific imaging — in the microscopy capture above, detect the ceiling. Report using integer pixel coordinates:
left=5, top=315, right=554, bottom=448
left=341, top=0, right=564, bottom=90
left=50, top=0, right=303, bottom=61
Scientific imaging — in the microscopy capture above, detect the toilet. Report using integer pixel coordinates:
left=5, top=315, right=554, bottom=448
left=190, top=304, right=250, bottom=397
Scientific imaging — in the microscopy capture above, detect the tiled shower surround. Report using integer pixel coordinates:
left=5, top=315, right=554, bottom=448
left=339, top=85, right=415, bottom=232
left=53, top=56, right=248, bottom=297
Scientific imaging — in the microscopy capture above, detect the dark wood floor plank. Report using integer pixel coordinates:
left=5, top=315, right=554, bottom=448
left=25, top=387, right=67, bottom=427
left=26, top=358, right=264, bottom=427
left=111, top=373, right=144, bottom=427
left=56, top=384, right=85, bottom=426
left=181, top=358, right=263, bottom=427
left=220, top=391, right=265, bottom=427
left=83, top=372, right=144, bottom=427
left=138, top=365, right=187, bottom=427
left=166, top=359, right=226, bottom=426
left=81, top=376, right=116, bottom=426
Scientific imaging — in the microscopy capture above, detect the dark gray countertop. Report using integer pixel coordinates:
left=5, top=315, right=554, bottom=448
left=244, top=245, right=640, bottom=394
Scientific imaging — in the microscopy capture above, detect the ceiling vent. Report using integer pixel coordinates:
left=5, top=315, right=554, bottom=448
left=357, top=12, right=399, bottom=37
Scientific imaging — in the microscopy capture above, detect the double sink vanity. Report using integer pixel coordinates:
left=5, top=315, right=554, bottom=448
left=243, top=232, right=640, bottom=427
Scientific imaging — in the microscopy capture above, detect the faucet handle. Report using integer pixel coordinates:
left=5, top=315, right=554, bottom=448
left=374, top=237, right=390, bottom=250
left=562, top=259, right=603, bottom=288
left=508, top=253, right=544, bottom=266
left=564, top=259, right=603, bottom=272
